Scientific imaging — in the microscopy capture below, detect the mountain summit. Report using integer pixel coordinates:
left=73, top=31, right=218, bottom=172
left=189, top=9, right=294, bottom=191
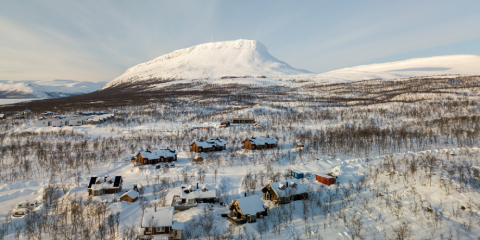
left=102, top=39, right=309, bottom=89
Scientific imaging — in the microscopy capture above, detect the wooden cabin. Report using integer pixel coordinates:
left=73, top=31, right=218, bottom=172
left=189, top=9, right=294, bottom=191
left=229, top=195, right=267, bottom=223
left=262, top=179, right=308, bottom=204
left=232, top=118, right=255, bottom=124
left=136, top=149, right=178, bottom=165
left=242, top=136, right=278, bottom=150
left=87, top=176, right=123, bottom=196
left=141, top=207, right=174, bottom=236
left=190, top=139, right=226, bottom=153
left=120, top=190, right=139, bottom=202
left=316, top=175, right=336, bottom=186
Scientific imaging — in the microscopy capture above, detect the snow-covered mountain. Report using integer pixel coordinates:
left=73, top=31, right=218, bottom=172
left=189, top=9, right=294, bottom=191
left=314, top=55, right=480, bottom=82
left=0, top=80, right=107, bottom=99
left=102, top=39, right=480, bottom=89
left=101, top=39, right=310, bottom=89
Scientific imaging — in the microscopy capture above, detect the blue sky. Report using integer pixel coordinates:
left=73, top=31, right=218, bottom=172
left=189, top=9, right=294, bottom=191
left=1, top=0, right=479, bottom=82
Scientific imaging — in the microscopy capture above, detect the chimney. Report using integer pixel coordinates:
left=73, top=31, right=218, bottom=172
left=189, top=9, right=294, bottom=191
left=104, top=176, right=107, bottom=182
left=197, top=183, right=199, bottom=189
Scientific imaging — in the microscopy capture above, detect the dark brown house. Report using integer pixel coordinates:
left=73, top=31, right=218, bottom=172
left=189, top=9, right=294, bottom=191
left=232, top=118, right=255, bottom=124
left=190, top=139, right=226, bottom=153
left=261, top=179, right=308, bottom=204
left=120, top=190, right=139, bottom=202
left=242, top=136, right=278, bottom=150
left=136, top=149, right=178, bottom=165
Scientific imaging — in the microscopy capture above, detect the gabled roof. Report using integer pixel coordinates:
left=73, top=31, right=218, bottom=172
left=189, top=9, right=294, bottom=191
left=266, top=179, right=308, bottom=198
left=243, top=136, right=277, bottom=145
left=120, top=190, right=139, bottom=199
left=137, top=149, right=178, bottom=159
left=235, top=195, right=265, bottom=216
left=180, top=183, right=216, bottom=199
left=142, top=207, right=174, bottom=227
left=192, top=139, right=226, bottom=148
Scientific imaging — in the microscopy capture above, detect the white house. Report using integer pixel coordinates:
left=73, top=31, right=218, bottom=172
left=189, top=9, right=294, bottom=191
left=141, top=207, right=175, bottom=236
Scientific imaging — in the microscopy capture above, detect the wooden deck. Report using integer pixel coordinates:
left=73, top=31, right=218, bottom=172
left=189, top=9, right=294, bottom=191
left=227, top=215, right=247, bottom=225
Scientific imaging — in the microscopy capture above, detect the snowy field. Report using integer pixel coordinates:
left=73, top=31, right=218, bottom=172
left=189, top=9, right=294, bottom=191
left=0, top=99, right=42, bottom=106
left=0, top=76, right=479, bottom=239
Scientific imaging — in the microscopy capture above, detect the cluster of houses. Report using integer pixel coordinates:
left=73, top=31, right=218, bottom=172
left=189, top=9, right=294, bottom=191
left=75, top=134, right=334, bottom=238
left=34, top=112, right=114, bottom=127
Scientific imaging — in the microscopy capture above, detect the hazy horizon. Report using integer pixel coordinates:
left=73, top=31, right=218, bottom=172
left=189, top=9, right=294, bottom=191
left=1, top=0, right=479, bottom=83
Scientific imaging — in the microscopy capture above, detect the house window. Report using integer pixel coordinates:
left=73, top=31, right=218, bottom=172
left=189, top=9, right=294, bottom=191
left=188, top=199, right=195, bottom=205
left=156, top=227, right=164, bottom=232
left=144, top=160, right=147, bottom=163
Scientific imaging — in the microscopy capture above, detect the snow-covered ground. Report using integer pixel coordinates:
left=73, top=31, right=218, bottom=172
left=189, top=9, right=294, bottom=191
left=0, top=98, right=42, bottom=106
left=1, top=82, right=480, bottom=239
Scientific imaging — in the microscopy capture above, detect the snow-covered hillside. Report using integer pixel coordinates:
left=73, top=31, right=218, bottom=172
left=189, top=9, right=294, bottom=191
left=101, top=39, right=310, bottom=89
left=314, top=55, right=480, bottom=82
left=0, top=80, right=106, bottom=99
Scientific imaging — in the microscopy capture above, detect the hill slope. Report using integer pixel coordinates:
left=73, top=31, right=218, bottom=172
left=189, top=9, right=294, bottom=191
left=314, top=55, right=480, bottom=82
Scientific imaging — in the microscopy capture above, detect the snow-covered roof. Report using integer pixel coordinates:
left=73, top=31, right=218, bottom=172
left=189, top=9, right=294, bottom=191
left=172, top=222, right=185, bottom=230
left=86, top=114, right=114, bottom=122
left=193, top=139, right=226, bottom=148
left=180, top=184, right=216, bottom=199
left=268, top=179, right=308, bottom=198
left=245, top=136, right=277, bottom=145
left=0, top=114, right=6, bottom=118
left=120, top=190, right=139, bottom=199
left=235, top=195, right=265, bottom=216
left=138, top=149, right=178, bottom=159
left=142, top=207, right=174, bottom=227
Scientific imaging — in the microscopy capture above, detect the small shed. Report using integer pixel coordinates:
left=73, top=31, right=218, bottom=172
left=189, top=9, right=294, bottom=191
left=0, top=114, right=5, bottom=119
left=291, top=170, right=304, bottom=179
left=316, top=175, right=336, bottom=186
left=120, top=190, right=139, bottom=202
left=172, top=222, right=184, bottom=240
left=297, top=142, right=304, bottom=148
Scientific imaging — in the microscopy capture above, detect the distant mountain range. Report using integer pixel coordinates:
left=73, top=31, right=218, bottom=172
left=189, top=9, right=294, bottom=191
left=4, top=39, right=480, bottom=98
left=0, top=80, right=107, bottom=99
